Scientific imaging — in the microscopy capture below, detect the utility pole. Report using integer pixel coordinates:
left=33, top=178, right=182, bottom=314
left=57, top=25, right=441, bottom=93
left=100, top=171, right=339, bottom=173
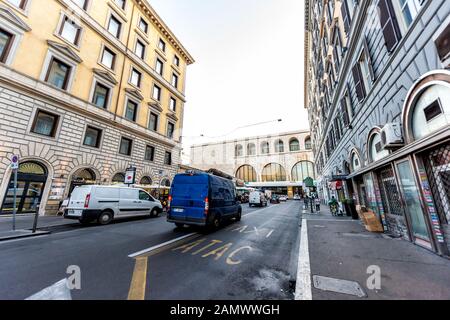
left=11, top=155, right=19, bottom=231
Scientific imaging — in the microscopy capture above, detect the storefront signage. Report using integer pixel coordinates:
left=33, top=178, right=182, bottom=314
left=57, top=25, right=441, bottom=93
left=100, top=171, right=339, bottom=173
left=125, top=167, right=137, bottom=185
left=49, top=188, right=64, bottom=200
left=418, top=169, right=445, bottom=243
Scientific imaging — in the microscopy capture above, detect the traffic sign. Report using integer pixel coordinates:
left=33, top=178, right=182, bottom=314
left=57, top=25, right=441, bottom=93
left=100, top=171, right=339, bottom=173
left=125, top=166, right=137, bottom=185
left=11, top=155, right=19, bottom=170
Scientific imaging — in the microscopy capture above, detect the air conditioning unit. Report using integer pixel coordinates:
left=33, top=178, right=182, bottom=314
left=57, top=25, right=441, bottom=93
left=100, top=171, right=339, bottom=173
left=381, top=123, right=404, bottom=149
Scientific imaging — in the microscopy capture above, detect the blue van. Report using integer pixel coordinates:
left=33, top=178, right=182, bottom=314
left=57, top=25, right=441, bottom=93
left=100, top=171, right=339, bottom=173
left=167, top=172, right=242, bottom=228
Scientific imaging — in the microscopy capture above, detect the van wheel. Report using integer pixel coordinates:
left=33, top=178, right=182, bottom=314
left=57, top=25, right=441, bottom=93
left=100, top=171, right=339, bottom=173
left=98, top=211, right=113, bottom=225
left=150, top=208, right=160, bottom=217
left=236, top=210, right=242, bottom=222
left=212, top=216, right=221, bottom=229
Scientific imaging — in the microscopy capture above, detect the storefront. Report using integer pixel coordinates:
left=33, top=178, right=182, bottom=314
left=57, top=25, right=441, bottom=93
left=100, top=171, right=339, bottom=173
left=349, top=70, right=450, bottom=256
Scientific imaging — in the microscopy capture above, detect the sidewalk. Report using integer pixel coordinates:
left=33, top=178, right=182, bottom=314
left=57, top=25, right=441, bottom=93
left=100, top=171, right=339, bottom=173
left=0, top=215, right=76, bottom=241
left=300, top=207, right=450, bottom=300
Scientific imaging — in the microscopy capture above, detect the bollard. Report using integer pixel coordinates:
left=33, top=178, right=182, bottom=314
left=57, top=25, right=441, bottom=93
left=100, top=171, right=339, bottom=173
left=32, top=204, right=40, bottom=233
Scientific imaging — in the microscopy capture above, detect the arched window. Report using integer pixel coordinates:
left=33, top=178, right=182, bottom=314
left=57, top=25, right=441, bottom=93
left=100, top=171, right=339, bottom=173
left=292, top=161, right=316, bottom=181
left=351, top=151, right=362, bottom=172
left=112, top=172, right=125, bottom=184
left=275, top=140, right=284, bottom=153
left=18, top=161, right=47, bottom=175
left=261, top=163, right=287, bottom=182
left=368, top=130, right=389, bottom=163
left=261, top=141, right=270, bottom=154
left=140, top=176, right=153, bottom=185
left=236, top=165, right=257, bottom=183
left=289, top=138, right=300, bottom=152
left=304, top=136, right=312, bottom=150
left=161, top=178, right=171, bottom=187
left=247, top=143, right=256, bottom=156
left=235, top=144, right=243, bottom=157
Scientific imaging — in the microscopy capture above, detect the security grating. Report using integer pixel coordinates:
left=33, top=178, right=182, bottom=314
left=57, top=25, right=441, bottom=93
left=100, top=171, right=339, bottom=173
left=377, top=166, right=404, bottom=216
left=424, top=143, right=450, bottom=224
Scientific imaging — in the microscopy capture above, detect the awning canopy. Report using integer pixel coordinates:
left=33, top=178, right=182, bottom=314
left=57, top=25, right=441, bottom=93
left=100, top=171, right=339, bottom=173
left=328, top=181, right=343, bottom=190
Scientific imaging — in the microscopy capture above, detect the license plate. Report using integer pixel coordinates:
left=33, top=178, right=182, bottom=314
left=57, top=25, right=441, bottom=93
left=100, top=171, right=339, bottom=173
left=173, top=208, right=184, bottom=213
left=68, top=209, right=82, bottom=217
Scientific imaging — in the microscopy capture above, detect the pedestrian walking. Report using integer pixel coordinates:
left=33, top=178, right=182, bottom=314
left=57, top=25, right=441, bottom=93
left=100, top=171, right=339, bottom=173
left=315, top=197, right=321, bottom=212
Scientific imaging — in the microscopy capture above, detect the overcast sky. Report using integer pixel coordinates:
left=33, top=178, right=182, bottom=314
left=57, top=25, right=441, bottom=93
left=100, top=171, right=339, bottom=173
left=150, top=0, right=308, bottom=163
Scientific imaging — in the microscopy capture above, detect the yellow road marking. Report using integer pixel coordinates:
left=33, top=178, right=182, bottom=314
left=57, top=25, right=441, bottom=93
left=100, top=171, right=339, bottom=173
left=127, top=257, right=148, bottom=300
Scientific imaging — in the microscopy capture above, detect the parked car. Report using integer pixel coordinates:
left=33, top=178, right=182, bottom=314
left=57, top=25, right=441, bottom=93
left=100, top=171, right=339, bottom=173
left=279, top=195, right=288, bottom=202
left=167, top=172, right=242, bottom=229
left=293, top=194, right=301, bottom=200
left=249, top=190, right=268, bottom=207
left=270, top=195, right=280, bottom=204
left=64, top=185, right=163, bottom=225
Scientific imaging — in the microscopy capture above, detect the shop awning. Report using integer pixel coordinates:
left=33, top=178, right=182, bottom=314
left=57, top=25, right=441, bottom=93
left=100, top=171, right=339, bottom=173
left=328, top=181, right=343, bottom=190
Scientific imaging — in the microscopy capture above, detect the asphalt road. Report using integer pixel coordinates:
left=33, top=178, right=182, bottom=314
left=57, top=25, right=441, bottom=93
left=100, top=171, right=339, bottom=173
left=0, top=201, right=301, bottom=300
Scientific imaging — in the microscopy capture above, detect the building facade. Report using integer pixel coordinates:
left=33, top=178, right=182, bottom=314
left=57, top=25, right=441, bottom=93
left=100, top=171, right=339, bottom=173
left=305, top=0, right=450, bottom=256
left=0, top=0, right=194, bottom=215
left=190, top=131, right=315, bottom=197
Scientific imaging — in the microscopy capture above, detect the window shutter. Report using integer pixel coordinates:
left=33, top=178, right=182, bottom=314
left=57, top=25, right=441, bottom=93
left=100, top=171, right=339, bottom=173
left=435, top=22, right=450, bottom=62
left=363, top=37, right=375, bottom=80
left=378, top=0, right=402, bottom=53
left=341, top=0, right=351, bottom=34
left=341, top=98, right=350, bottom=127
left=352, top=63, right=366, bottom=102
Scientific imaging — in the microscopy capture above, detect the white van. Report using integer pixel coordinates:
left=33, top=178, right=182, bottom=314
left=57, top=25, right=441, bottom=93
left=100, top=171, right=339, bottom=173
left=249, top=190, right=268, bottom=207
left=64, top=185, right=163, bottom=225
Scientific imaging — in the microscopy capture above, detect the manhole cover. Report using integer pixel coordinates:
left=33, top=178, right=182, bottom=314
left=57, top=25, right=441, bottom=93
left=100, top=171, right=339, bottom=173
left=313, top=275, right=367, bottom=298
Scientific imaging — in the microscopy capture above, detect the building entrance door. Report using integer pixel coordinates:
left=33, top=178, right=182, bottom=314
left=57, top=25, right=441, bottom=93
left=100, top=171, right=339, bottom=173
left=1, top=161, right=48, bottom=215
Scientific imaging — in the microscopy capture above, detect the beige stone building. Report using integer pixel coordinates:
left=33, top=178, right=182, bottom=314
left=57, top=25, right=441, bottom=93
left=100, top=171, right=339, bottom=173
left=190, top=131, right=315, bottom=198
left=0, top=0, right=194, bottom=215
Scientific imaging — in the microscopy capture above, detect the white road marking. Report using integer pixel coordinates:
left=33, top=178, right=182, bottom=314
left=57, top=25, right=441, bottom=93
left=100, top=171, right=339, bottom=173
left=295, top=219, right=312, bottom=300
left=128, top=233, right=198, bottom=258
left=26, top=279, right=72, bottom=300
left=266, top=230, right=274, bottom=238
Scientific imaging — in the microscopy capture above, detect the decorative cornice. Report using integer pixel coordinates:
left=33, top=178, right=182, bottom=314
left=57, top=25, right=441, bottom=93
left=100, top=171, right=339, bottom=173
left=47, top=40, right=83, bottom=63
left=166, top=112, right=179, bottom=122
left=136, top=0, right=195, bottom=65
left=148, top=102, right=163, bottom=112
left=93, top=68, right=118, bottom=85
left=125, top=88, right=144, bottom=101
left=0, top=4, right=31, bottom=32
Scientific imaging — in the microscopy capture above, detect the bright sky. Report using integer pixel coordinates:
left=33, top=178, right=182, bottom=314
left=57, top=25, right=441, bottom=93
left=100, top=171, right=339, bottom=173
left=149, top=0, right=309, bottom=163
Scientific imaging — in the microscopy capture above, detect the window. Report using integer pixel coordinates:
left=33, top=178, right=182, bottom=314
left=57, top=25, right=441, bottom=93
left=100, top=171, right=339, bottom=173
left=261, top=163, right=287, bottom=182
left=59, top=16, right=82, bottom=46
left=292, top=161, right=316, bottom=181
left=172, top=73, right=179, bottom=88
left=235, top=145, right=243, bottom=157
left=0, top=29, right=13, bottom=63
left=144, top=145, right=155, bottom=161
left=289, top=138, right=300, bottom=152
left=130, top=68, right=141, bottom=87
left=169, top=97, right=177, bottom=112
left=358, top=41, right=375, bottom=92
left=236, top=165, right=257, bottom=183
left=167, top=122, right=175, bottom=138
left=247, top=143, right=256, bottom=156
left=119, top=137, right=132, bottom=156
left=435, top=22, right=450, bottom=63
left=125, top=100, right=138, bottom=122
left=305, top=137, right=312, bottom=150
left=393, top=0, right=424, bottom=31
left=7, top=0, right=27, bottom=10
left=45, top=58, right=71, bottom=90
left=164, top=151, right=172, bottom=165
left=138, top=18, right=148, bottom=33
left=107, top=15, right=122, bottom=39
left=341, top=0, right=352, bottom=34
left=155, top=58, right=164, bottom=75
left=275, top=140, right=284, bottom=153
left=340, top=91, right=353, bottom=127
left=31, top=110, right=59, bottom=137
left=73, top=0, right=88, bottom=10
left=135, top=40, right=145, bottom=59
left=261, top=142, right=270, bottom=154
left=149, top=112, right=158, bottom=131
left=83, top=126, right=102, bottom=148
left=158, top=39, right=166, bottom=52
left=92, top=82, right=109, bottom=109
left=101, top=47, right=116, bottom=69
left=114, top=0, right=126, bottom=10
left=352, top=62, right=366, bottom=102
left=152, top=84, right=161, bottom=101
left=378, top=0, right=402, bottom=52
left=174, top=55, right=180, bottom=66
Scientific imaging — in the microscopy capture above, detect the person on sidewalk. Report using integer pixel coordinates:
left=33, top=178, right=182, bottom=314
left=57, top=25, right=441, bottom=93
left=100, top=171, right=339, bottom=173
left=328, top=196, right=339, bottom=216
left=315, top=197, right=321, bottom=212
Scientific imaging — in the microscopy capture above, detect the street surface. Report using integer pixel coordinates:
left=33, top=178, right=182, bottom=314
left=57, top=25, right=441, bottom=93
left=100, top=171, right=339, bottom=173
left=0, top=202, right=301, bottom=300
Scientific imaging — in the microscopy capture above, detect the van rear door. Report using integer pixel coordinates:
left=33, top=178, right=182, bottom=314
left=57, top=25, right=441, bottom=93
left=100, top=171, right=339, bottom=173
left=170, top=174, right=209, bottom=222
left=67, top=186, right=93, bottom=217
